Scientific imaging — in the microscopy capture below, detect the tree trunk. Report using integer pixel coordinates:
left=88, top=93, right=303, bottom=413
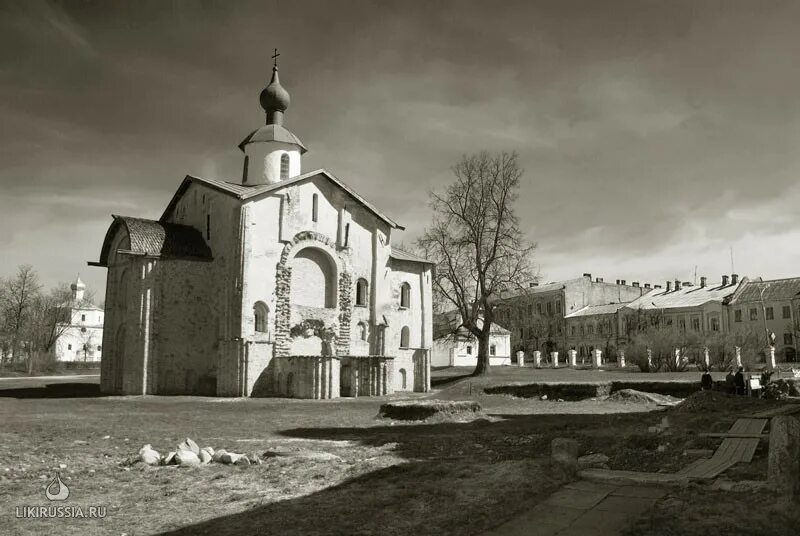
left=472, top=332, right=491, bottom=376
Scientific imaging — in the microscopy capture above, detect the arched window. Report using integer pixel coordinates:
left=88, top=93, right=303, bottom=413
left=400, top=282, right=411, bottom=308
left=399, top=368, right=407, bottom=389
left=355, top=278, right=368, bottom=306
left=400, top=326, right=410, bottom=348
left=358, top=321, right=368, bottom=341
left=280, top=153, right=290, bottom=180
left=254, top=301, right=269, bottom=333
left=312, top=193, right=319, bottom=222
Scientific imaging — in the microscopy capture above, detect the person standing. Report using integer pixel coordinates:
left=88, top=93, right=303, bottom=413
left=734, top=366, right=746, bottom=396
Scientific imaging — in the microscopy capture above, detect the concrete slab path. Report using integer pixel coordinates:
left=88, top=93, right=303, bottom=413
left=482, top=480, right=668, bottom=536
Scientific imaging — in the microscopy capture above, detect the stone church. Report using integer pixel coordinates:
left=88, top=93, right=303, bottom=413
left=90, top=58, right=433, bottom=398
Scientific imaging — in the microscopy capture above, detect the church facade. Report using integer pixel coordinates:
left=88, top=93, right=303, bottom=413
left=90, top=59, right=433, bottom=398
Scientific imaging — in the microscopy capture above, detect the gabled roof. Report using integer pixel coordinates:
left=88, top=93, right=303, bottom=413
left=565, top=302, right=629, bottom=319
left=160, top=169, right=404, bottom=230
left=624, top=280, right=741, bottom=311
left=92, top=215, right=213, bottom=267
left=238, top=124, right=307, bottom=153
left=389, top=247, right=435, bottom=265
left=728, top=277, right=800, bottom=304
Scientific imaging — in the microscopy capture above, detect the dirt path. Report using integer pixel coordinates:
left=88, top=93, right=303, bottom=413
left=482, top=480, right=667, bottom=536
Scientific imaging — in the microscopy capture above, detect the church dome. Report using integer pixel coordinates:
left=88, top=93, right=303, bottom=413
left=71, top=275, right=86, bottom=291
left=260, top=67, right=290, bottom=115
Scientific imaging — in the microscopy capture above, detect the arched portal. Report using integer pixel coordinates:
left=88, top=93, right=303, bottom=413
left=290, top=247, right=337, bottom=308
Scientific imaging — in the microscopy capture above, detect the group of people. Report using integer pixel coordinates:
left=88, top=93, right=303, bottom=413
left=700, top=366, right=748, bottom=395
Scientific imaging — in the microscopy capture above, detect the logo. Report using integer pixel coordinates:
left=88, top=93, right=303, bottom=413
left=14, top=474, right=106, bottom=519
left=45, top=473, right=70, bottom=501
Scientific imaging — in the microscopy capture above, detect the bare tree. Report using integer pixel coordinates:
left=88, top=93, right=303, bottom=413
left=0, top=265, right=41, bottom=368
left=419, top=152, right=536, bottom=376
left=26, top=284, right=74, bottom=373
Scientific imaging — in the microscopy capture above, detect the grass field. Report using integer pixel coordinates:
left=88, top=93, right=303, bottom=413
left=1, top=370, right=798, bottom=535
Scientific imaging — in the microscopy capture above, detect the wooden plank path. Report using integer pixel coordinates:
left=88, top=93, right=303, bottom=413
left=747, top=404, right=800, bottom=419
left=580, top=418, right=768, bottom=485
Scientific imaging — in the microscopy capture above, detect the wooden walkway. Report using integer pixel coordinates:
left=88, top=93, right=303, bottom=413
left=580, top=418, right=768, bottom=485
left=677, top=418, right=766, bottom=479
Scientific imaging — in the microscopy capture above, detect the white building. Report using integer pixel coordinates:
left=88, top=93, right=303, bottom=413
left=91, top=57, right=433, bottom=398
left=53, top=276, right=104, bottom=362
left=432, top=313, right=512, bottom=367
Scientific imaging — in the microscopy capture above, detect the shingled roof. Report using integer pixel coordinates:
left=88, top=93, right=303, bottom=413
left=92, top=215, right=213, bottom=267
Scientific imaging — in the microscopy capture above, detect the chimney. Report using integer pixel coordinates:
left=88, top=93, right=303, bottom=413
left=644, top=283, right=651, bottom=289
left=583, top=273, right=592, bottom=279
left=616, top=279, right=620, bottom=285
left=595, top=277, right=603, bottom=283
left=683, top=282, right=692, bottom=288
left=529, top=282, right=539, bottom=288
left=654, top=284, right=662, bottom=289
left=632, top=282, right=640, bottom=287
left=620, top=280, right=626, bottom=285
left=674, top=279, right=680, bottom=291
left=731, top=273, right=739, bottom=284
left=722, top=275, right=729, bottom=286
left=700, top=276, right=707, bottom=288
left=666, top=281, right=672, bottom=291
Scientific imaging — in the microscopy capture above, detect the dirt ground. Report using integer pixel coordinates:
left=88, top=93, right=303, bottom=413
left=1, top=374, right=798, bottom=535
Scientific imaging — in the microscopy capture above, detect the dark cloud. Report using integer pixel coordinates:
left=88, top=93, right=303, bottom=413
left=2, top=0, right=799, bottom=296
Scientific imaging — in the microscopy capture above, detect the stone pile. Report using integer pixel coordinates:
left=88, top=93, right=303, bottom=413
left=138, top=438, right=263, bottom=468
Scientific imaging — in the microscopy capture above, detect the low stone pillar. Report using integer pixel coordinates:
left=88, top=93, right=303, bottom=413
left=703, top=347, right=710, bottom=370
left=551, top=437, right=580, bottom=476
left=618, top=349, right=626, bottom=368
left=674, top=348, right=681, bottom=369
left=568, top=349, right=577, bottom=367
left=735, top=346, right=742, bottom=368
left=767, top=346, right=777, bottom=371
left=516, top=350, right=525, bottom=367
left=593, top=348, right=602, bottom=368
left=533, top=350, right=542, bottom=368
left=646, top=348, right=653, bottom=370
left=550, top=351, right=559, bottom=368
left=768, top=416, right=800, bottom=495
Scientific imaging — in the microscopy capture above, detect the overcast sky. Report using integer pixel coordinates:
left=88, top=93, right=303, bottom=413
left=2, top=0, right=800, bottom=299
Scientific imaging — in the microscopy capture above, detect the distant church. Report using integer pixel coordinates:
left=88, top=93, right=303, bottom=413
left=53, top=276, right=104, bottom=363
left=90, top=55, right=433, bottom=398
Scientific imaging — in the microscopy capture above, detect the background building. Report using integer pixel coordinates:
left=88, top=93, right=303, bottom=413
left=727, top=277, right=800, bottom=362
left=53, top=276, right=104, bottom=363
left=432, top=313, right=511, bottom=367
left=564, top=302, right=629, bottom=362
left=495, top=274, right=651, bottom=357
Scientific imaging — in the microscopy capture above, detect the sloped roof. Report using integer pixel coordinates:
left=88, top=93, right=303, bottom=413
left=93, top=215, right=213, bottom=267
left=433, top=311, right=510, bottom=339
left=728, top=278, right=800, bottom=304
left=238, top=124, right=307, bottom=153
left=160, top=169, right=404, bottom=230
left=389, top=247, right=435, bottom=265
left=625, top=281, right=740, bottom=310
left=565, top=302, right=629, bottom=318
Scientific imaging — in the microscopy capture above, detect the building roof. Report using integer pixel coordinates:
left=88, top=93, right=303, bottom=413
left=625, top=280, right=741, bottom=311
left=433, top=311, right=510, bottom=339
left=92, top=215, right=213, bottom=267
left=728, top=277, right=800, bottom=304
left=160, top=169, right=404, bottom=230
left=565, top=302, right=629, bottom=318
left=389, top=247, right=435, bottom=265
left=238, top=123, right=307, bottom=153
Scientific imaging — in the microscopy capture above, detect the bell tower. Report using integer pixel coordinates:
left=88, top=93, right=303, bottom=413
left=239, top=49, right=307, bottom=185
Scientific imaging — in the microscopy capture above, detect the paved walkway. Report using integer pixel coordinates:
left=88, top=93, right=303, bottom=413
left=483, top=480, right=668, bottom=536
